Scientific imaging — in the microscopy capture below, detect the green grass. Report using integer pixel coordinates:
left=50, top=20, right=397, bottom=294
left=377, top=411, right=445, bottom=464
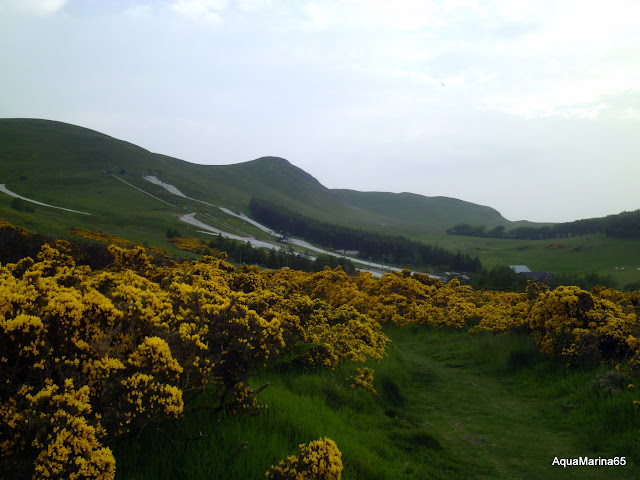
left=113, top=326, right=640, bottom=479
left=417, top=231, right=640, bottom=286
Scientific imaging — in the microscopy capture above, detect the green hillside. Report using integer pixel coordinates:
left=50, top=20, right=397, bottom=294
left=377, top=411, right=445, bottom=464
left=333, top=189, right=510, bottom=233
left=1, top=118, right=639, bottom=285
left=0, top=118, right=514, bottom=232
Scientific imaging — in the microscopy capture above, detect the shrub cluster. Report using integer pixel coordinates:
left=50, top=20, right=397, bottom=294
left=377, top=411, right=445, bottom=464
left=265, top=437, right=343, bottom=480
left=1, top=219, right=639, bottom=478
left=0, top=234, right=388, bottom=478
left=473, top=284, right=640, bottom=370
left=170, top=235, right=225, bottom=256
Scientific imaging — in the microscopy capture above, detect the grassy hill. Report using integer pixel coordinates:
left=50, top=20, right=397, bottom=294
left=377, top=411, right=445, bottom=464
left=333, top=189, right=511, bottom=234
left=0, top=118, right=515, bottom=232
left=1, top=118, right=639, bottom=285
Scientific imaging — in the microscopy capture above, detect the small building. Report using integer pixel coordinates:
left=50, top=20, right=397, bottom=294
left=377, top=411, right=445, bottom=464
left=510, top=265, right=553, bottom=285
left=509, top=265, right=531, bottom=274
left=525, top=271, right=554, bottom=284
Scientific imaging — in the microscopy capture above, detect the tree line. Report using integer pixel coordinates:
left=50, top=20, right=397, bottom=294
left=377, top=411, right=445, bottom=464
left=248, top=197, right=482, bottom=272
left=471, top=265, right=622, bottom=292
left=446, top=209, right=640, bottom=240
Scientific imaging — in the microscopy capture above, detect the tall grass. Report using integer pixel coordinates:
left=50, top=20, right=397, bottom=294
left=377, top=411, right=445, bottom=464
left=114, top=326, right=639, bottom=479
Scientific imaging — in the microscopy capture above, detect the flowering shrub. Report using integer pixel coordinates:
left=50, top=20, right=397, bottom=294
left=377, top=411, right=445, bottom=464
left=0, top=223, right=391, bottom=478
left=471, top=291, right=530, bottom=334
left=2, top=219, right=640, bottom=476
left=70, top=228, right=167, bottom=256
left=626, top=335, right=640, bottom=374
left=69, top=228, right=139, bottom=248
left=350, top=368, right=377, bottom=396
left=0, top=378, right=116, bottom=480
left=265, top=437, right=343, bottom=480
left=170, top=236, right=225, bottom=257
left=528, top=285, right=637, bottom=365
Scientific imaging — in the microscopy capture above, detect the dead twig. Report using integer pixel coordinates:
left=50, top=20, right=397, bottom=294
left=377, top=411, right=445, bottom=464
left=227, top=440, right=248, bottom=462
left=251, top=381, right=271, bottom=395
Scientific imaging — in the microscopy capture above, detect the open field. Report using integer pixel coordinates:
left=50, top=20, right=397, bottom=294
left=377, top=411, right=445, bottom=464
left=3, top=178, right=639, bottom=286
left=413, top=231, right=640, bottom=286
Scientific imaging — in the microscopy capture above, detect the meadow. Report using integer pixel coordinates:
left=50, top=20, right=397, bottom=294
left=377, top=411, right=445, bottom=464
left=415, top=231, right=640, bottom=288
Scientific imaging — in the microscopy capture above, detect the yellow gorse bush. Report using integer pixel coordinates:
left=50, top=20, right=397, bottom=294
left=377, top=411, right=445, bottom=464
left=265, top=437, right=343, bottom=480
left=0, top=228, right=390, bottom=479
left=70, top=228, right=167, bottom=256
left=350, top=368, right=377, bottom=396
left=170, top=236, right=225, bottom=257
left=1, top=219, right=639, bottom=478
left=527, top=285, right=637, bottom=365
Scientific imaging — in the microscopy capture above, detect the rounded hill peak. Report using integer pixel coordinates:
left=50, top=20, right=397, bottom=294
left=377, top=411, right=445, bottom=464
left=230, top=157, right=323, bottom=189
left=252, top=156, right=292, bottom=166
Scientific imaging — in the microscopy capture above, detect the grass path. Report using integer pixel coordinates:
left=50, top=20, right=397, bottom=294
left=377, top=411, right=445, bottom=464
left=114, top=327, right=638, bottom=479
left=386, top=327, right=636, bottom=479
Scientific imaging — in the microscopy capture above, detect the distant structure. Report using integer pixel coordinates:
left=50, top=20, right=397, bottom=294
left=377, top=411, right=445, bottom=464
left=276, top=231, right=289, bottom=242
left=509, top=265, right=553, bottom=284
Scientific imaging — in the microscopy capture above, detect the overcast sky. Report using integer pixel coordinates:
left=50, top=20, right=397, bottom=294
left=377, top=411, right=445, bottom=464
left=2, top=0, right=639, bottom=223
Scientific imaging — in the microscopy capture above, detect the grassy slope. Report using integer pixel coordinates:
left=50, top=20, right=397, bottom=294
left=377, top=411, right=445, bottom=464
left=0, top=120, right=388, bottom=227
left=0, top=118, right=518, bottom=232
left=332, top=189, right=512, bottom=232
left=113, top=326, right=639, bottom=480
left=1, top=118, right=639, bottom=284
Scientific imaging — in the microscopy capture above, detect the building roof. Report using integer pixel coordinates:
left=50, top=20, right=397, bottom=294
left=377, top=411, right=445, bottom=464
left=509, top=265, right=531, bottom=274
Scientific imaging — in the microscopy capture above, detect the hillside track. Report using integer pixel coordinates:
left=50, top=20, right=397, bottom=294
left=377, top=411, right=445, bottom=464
left=388, top=329, right=633, bottom=480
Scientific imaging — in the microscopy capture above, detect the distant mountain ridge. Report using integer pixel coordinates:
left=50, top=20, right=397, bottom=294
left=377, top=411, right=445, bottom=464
left=0, top=118, right=526, bottom=234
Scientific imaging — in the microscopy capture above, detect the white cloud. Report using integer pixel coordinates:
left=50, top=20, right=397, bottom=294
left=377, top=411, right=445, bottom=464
left=124, top=4, right=153, bottom=18
left=290, top=0, right=640, bottom=121
left=235, top=0, right=272, bottom=12
left=301, top=0, right=442, bottom=32
left=622, top=107, right=640, bottom=121
left=169, top=0, right=228, bottom=23
left=0, top=0, right=67, bottom=15
left=359, top=0, right=440, bottom=31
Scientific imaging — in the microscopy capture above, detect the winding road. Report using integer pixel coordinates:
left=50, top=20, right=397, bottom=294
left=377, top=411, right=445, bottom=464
left=140, top=175, right=440, bottom=277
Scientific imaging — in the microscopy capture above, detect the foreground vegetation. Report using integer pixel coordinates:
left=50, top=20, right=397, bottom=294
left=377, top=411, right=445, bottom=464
left=1, top=219, right=640, bottom=479
left=115, top=327, right=639, bottom=479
